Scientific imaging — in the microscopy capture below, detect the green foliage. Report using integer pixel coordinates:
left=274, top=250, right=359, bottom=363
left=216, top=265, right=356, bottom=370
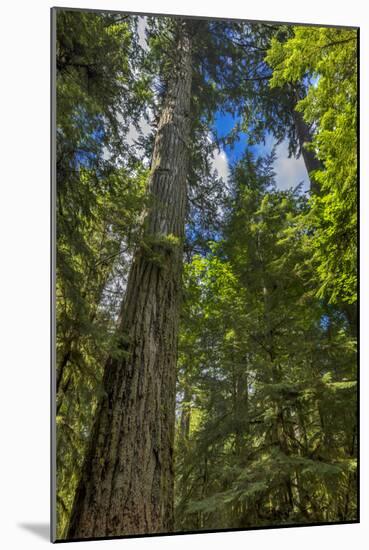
left=266, top=26, right=358, bottom=305
left=55, top=11, right=357, bottom=537
left=55, top=10, right=150, bottom=538
left=175, top=152, right=357, bottom=530
left=56, top=164, right=148, bottom=536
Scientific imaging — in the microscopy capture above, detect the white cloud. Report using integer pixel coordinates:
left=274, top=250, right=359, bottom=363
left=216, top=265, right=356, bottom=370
left=102, top=110, right=153, bottom=165
left=211, top=148, right=230, bottom=183
left=253, top=133, right=309, bottom=192
left=137, top=16, right=148, bottom=51
left=126, top=112, right=152, bottom=146
left=273, top=140, right=309, bottom=192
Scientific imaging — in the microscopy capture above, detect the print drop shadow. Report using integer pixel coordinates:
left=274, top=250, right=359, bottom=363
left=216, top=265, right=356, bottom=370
left=18, top=522, right=49, bottom=541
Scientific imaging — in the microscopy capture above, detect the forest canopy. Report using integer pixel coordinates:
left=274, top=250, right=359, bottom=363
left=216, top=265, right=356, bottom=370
left=53, top=9, right=358, bottom=541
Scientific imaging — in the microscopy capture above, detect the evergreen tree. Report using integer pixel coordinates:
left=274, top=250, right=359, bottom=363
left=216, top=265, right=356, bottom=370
left=266, top=25, right=358, bottom=305
left=54, top=10, right=358, bottom=539
left=175, top=152, right=357, bottom=529
left=55, top=10, right=150, bottom=536
left=67, top=18, right=194, bottom=538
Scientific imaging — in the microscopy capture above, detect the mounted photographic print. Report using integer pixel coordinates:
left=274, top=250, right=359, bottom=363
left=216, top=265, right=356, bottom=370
left=51, top=6, right=359, bottom=542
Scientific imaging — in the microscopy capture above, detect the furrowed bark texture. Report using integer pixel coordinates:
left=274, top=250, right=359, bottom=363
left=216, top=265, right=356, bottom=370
left=67, top=21, right=192, bottom=540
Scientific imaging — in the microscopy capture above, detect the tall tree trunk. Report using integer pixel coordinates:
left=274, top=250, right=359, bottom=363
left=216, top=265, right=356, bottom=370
left=66, top=20, right=193, bottom=540
left=291, top=87, right=323, bottom=194
left=180, top=385, right=192, bottom=441
left=293, top=110, right=322, bottom=194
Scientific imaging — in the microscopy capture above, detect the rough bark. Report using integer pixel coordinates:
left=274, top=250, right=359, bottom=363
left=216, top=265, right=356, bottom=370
left=66, top=20, right=193, bottom=540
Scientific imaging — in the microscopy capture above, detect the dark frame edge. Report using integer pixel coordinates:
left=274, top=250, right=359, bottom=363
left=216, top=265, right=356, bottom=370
left=356, top=25, right=360, bottom=525
left=54, top=520, right=359, bottom=544
left=51, top=5, right=359, bottom=31
left=51, top=6, right=57, bottom=544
